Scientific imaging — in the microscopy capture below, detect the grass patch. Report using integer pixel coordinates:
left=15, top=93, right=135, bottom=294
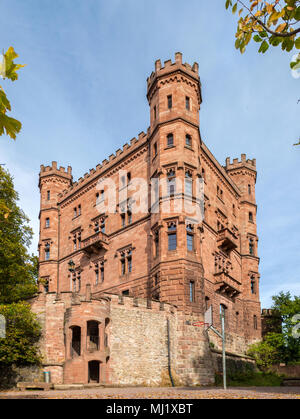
left=215, top=371, right=284, bottom=387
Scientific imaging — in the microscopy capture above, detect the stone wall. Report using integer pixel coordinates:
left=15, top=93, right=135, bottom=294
left=0, top=365, right=43, bottom=389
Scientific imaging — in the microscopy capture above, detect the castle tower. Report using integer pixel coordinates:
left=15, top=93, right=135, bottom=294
left=147, top=53, right=205, bottom=316
left=38, top=162, right=73, bottom=293
left=225, top=155, right=261, bottom=338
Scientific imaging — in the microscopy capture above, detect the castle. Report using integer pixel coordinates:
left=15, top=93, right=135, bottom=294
left=31, top=53, right=261, bottom=386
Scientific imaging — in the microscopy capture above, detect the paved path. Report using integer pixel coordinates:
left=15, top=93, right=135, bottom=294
left=1, top=386, right=300, bottom=399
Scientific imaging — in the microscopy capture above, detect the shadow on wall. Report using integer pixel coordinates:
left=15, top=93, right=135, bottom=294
left=0, top=365, right=43, bottom=389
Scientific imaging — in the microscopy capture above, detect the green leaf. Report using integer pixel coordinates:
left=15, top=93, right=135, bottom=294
left=225, top=0, right=233, bottom=10
left=259, top=40, right=269, bottom=53
left=295, top=37, right=300, bottom=50
left=0, top=113, right=22, bottom=140
left=253, top=35, right=262, bottom=43
left=232, top=3, right=237, bottom=14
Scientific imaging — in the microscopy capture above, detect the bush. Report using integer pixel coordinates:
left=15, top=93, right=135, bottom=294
left=0, top=302, right=41, bottom=365
left=215, top=370, right=283, bottom=387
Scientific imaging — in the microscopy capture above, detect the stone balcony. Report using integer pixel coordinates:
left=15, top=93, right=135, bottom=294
left=81, top=231, right=109, bottom=255
left=217, top=228, right=238, bottom=251
left=214, top=271, right=242, bottom=298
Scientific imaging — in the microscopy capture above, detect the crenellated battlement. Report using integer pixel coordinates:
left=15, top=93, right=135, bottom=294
left=147, top=52, right=200, bottom=93
left=225, top=154, right=256, bottom=172
left=40, top=161, right=72, bottom=177
left=57, top=131, right=148, bottom=199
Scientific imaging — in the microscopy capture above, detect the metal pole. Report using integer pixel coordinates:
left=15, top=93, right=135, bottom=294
left=221, top=310, right=227, bottom=390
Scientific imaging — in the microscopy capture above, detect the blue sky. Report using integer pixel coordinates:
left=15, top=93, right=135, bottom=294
left=0, top=0, right=299, bottom=308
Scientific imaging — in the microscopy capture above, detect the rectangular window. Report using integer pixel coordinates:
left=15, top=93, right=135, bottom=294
left=121, top=213, right=126, bottom=227
left=45, top=218, right=50, bottom=228
left=127, top=211, right=132, bottom=225
left=100, top=265, right=104, bottom=282
left=189, top=281, right=195, bottom=302
left=78, top=205, right=81, bottom=216
left=45, top=246, right=50, bottom=261
left=95, top=269, right=99, bottom=285
left=127, top=256, right=132, bottom=273
left=168, top=233, right=177, bottom=251
left=185, top=134, right=192, bottom=147
left=167, top=134, right=174, bottom=147
left=47, top=190, right=50, bottom=200
left=186, top=96, right=190, bottom=110
left=167, top=95, right=172, bottom=109
left=121, top=258, right=126, bottom=276
left=154, top=142, right=157, bottom=157
left=187, top=233, right=193, bottom=251
left=154, top=106, right=157, bottom=120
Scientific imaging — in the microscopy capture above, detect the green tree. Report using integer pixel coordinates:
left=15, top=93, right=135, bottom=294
left=271, top=291, right=300, bottom=362
left=0, top=165, right=38, bottom=303
left=0, top=302, right=41, bottom=365
left=0, top=47, right=25, bottom=139
left=248, top=292, right=300, bottom=368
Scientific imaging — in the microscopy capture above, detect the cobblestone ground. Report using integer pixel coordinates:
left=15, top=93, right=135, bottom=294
left=0, top=386, right=300, bottom=399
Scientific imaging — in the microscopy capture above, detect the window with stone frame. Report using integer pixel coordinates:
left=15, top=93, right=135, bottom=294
left=95, top=260, right=104, bottom=285
left=250, top=276, right=256, bottom=294
left=167, top=133, right=174, bottom=148
left=185, top=134, right=192, bottom=147
left=167, top=221, right=177, bottom=251
left=253, top=315, right=258, bottom=330
left=249, top=238, right=255, bottom=255
left=119, top=247, right=133, bottom=276
left=167, top=168, right=176, bottom=196
left=186, top=223, right=194, bottom=251
left=72, top=230, right=82, bottom=251
left=189, top=281, right=195, bottom=302
left=186, top=96, right=190, bottom=110
left=45, top=243, right=50, bottom=261
left=45, top=217, right=50, bottom=228
left=72, top=270, right=81, bottom=293
left=185, top=170, right=193, bottom=196
left=154, top=229, right=159, bottom=258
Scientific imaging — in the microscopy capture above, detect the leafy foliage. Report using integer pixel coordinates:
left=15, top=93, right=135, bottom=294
left=0, top=302, right=41, bottom=365
left=0, top=47, right=25, bottom=140
left=248, top=292, right=300, bottom=369
left=0, top=165, right=38, bottom=304
left=225, top=1, right=300, bottom=68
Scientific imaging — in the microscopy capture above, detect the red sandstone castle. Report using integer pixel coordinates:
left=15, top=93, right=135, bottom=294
left=32, top=53, right=261, bottom=386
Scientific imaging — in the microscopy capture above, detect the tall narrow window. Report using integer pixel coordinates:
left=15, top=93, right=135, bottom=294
left=205, top=296, right=210, bottom=311
left=249, top=238, right=254, bottom=255
left=95, top=266, right=99, bottom=285
left=249, top=212, right=253, bottom=222
left=185, top=171, right=193, bottom=196
left=127, top=211, right=132, bottom=225
left=121, top=256, right=126, bottom=276
left=185, top=134, right=192, bottom=147
left=154, top=105, right=157, bottom=120
left=127, top=251, right=132, bottom=273
left=153, top=142, right=157, bottom=157
left=45, top=218, right=50, bottom=228
left=100, top=262, right=104, bottom=282
left=154, top=230, right=159, bottom=258
left=248, top=184, right=251, bottom=195
left=78, top=205, right=81, bottom=216
left=74, top=208, right=77, bottom=218
left=251, top=276, right=256, bottom=294
left=189, top=281, right=195, bottom=302
left=186, top=224, right=194, bottom=251
left=167, top=95, right=172, bottom=109
left=253, top=315, right=258, bottom=330
left=167, top=169, right=176, bottom=196
left=168, top=223, right=177, bottom=251
left=47, top=190, right=50, bottom=200
left=186, top=96, right=190, bottom=110
left=100, top=218, right=105, bottom=233
left=121, top=213, right=126, bottom=228
left=167, top=133, right=174, bottom=147
left=45, top=244, right=50, bottom=261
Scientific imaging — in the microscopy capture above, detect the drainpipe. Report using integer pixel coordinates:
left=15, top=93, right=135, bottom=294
left=167, top=318, right=175, bottom=387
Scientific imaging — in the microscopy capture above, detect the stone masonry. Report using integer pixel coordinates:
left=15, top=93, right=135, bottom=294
left=32, top=53, right=262, bottom=386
